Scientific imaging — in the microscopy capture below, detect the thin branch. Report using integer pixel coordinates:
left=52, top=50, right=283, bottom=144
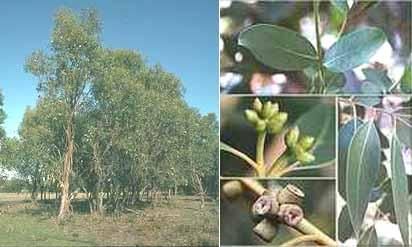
left=220, top=142, right=259, bottom=170
left=279, top=234, right=323, bottom=247
left=275, top=160, right=335, bottom=177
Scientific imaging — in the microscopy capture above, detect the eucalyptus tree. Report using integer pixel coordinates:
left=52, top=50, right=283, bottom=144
left=0, top=90, right=5, bottom=141
left=25, top=8, right=102, bottom=220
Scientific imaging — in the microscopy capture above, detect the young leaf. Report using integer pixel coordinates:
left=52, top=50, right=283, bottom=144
left=338, top=119, right=363, bottom=199
left=238, top=24, right=318, bottom=71
left=323, top=27, right=386, bottom=72
left=358, top=226, right=378, bottom=246
left=330, top=0, right=349, bottom=14
left=390, top=136, right=410, bottom=246
left=346, top=121, right=381, bottom=237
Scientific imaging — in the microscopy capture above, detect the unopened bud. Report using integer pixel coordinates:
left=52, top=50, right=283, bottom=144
left=245, top=109, right=259, bottom=124
left=270, top=112, right=288, bottom=125
left=286, top=127, right=299, bottom=148
left=296, top=152, right=315, bottom=164
left=298, top=136, right=315, bottom=150
left=253, top=98, right=263, bottom=113
left=267, top=121, right=283, bottom=134
left=261, top=101, right=275, bottom=119
left=256, top=119, right=266, bottom=132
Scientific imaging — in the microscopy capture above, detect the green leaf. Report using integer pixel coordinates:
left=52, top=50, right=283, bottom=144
left=238, top=24, right=318, bottom=71
left=354, top=96, right=381, bottom=107
left=390, top=136, right=410, bottom=246
left=346, top=121, right=381, bottom=237
left=358, top=226, right=378, bottom=246
left=338, top=205, right=354, bottom=242
left=331, top=0, right=349, bottom=14
left=323, top=27, right=386, bottom=72
left=400, top=65, right=412, bottom=93
left=339, top=119, right=363, bottom=199
left=324, top=69, right=346, bottom=93
left=396, top=118, right=412, bottom=147
left=361, top=68, right=393, bottom=93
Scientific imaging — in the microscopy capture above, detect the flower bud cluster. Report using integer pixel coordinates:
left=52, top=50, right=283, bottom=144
left=285, top=126, right=315, bottom=164
left=245, top=98, right=288, bottom=134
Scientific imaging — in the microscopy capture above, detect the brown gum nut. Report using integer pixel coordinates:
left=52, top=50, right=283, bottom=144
left=277, top=184, right=305, bottom=205
left=252, top=190, right=279, bottom=218
left=253, top=218, right=278, bottom=242
left=222, top=180, right=243, bottom=199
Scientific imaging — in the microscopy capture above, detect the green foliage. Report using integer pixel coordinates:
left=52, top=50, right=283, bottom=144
left=323, top=28, right=386, bottom=72
left=345, top=121, right=380, bottom=237
left=238, top=24, right=318, bottom=71
left=338, top=118, right=362, bottom=199
left=390, top=136, right=410, bottom=245
left=0, top=90, right=5, bottom=140
left=12, top=8, right=218, bottom=214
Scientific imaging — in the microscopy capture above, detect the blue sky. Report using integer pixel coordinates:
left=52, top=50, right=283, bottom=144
left=0, top=0, right=218, bottom=137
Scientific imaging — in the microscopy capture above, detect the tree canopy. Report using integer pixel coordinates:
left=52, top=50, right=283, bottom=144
left=0, top=8, right=218, bottom=216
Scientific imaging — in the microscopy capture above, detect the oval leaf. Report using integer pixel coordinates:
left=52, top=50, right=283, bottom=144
left=339, top=205, right=354, bottom=242
left=339, top=119, right=363, bottom=199
left=238, top=24, right=317, bottom=71
left=391, top=136, right=410, bottom=246
left=323, top=27, right=386, bottom=72
left=346, top=121, right=381, bottom=237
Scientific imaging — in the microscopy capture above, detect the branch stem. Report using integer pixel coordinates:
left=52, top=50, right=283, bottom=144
left=314, top=0, right=325, bottom=93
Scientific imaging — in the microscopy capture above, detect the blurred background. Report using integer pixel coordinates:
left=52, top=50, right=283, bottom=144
left=220, top=0, right=412, bottom=94
left=220, top=96, right=335, bottom=177
left=220, top=179, right=336, bottom=245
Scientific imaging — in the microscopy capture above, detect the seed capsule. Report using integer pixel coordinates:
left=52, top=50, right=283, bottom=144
left=253, top=98, right=263, bottom=113
left=245, top=109, right=259, bottom=124
left=286, top=126, right=300, bottom=148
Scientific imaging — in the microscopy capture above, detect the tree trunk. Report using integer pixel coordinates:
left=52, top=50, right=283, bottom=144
left=58, top=114, right=74, bottom=221
left=90, top=142, right=104, bottom=214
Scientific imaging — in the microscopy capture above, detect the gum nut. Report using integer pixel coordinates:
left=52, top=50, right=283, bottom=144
left=222, top=180, right=243, bottom=199
left=245, top=109, right=259, bottom=123
left=298, top=136, right=315, bottom=150
left=253, top=98, right=263, bottom=113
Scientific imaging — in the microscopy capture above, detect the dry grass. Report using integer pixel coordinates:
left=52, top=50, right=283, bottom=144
left=0, top=193, right=218, bottom=246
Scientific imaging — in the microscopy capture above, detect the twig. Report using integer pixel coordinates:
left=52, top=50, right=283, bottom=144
left=279, top=234, right=324, bottom=247
left=220, top=142, right=259, bottom=170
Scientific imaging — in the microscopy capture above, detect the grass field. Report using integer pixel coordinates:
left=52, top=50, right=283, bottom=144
left=0, top=193, right=218, bottom=246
